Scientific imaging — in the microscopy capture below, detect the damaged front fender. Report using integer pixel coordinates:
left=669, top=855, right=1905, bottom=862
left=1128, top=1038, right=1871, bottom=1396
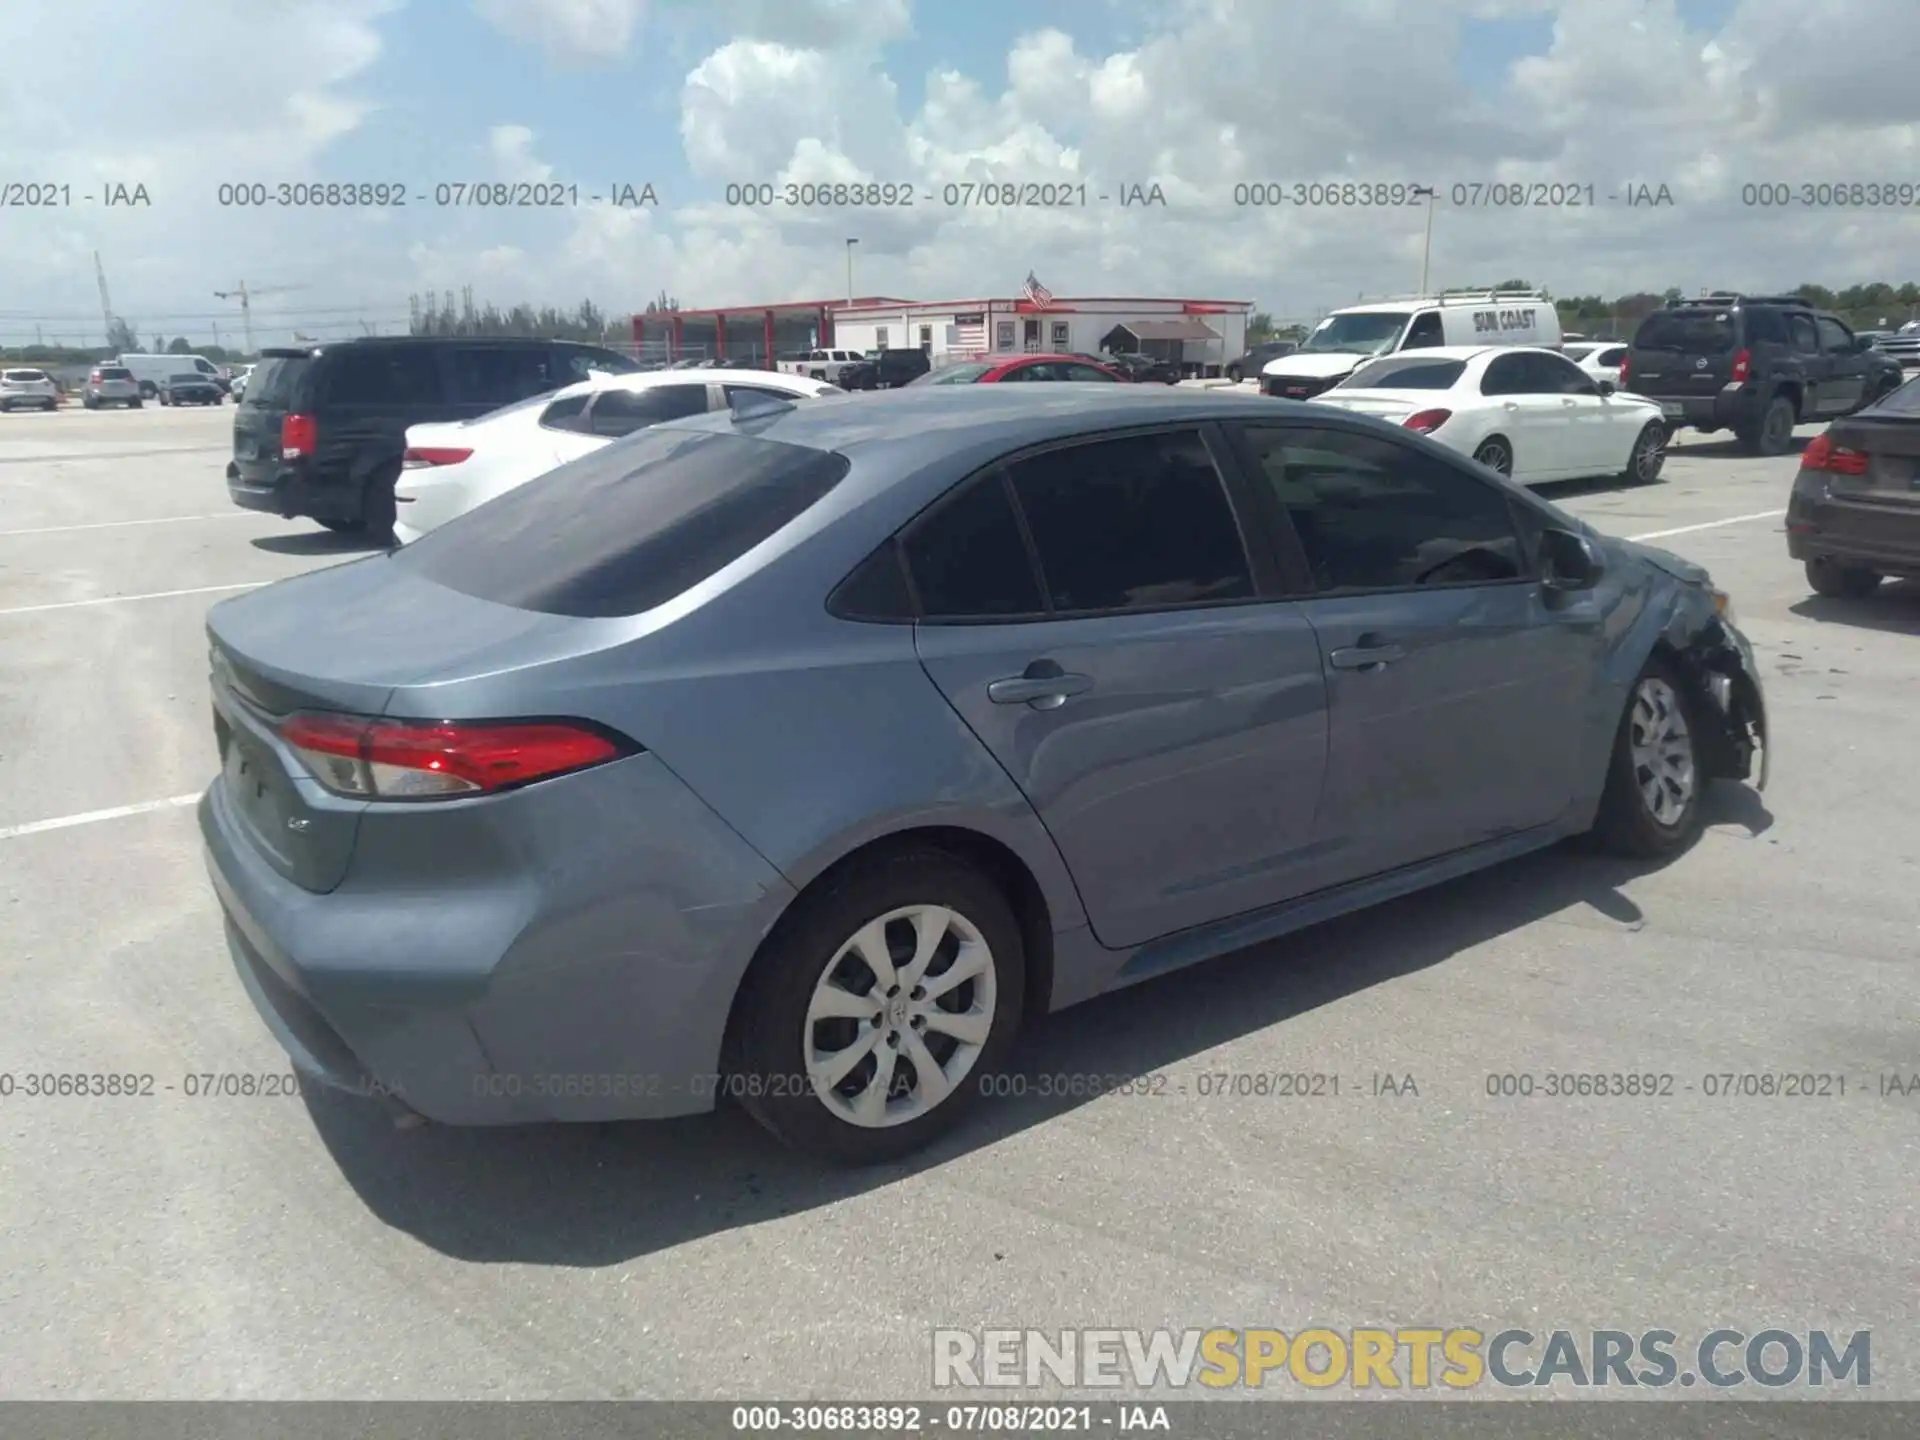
left=1674, top=615, right=1769, bottom=792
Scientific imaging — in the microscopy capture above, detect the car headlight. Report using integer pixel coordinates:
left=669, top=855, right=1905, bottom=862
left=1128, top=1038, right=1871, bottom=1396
left=1711, top=587, right=1735, bottom=626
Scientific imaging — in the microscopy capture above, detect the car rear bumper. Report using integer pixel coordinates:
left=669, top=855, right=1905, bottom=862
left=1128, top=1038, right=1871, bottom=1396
left=226, top=458, right=363, bottom=521
left=199, top=751, right=798, bottom=1125
left=1638, top=388, right=1756, bottom=430
left=1787, top=491, right=1920, bottom=576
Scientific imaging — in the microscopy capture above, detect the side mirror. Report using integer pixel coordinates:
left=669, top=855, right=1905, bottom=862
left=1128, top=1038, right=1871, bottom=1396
left=1540, top=527, right=1605, bottom=593
left=1596, top=379, right=1616, bottom=395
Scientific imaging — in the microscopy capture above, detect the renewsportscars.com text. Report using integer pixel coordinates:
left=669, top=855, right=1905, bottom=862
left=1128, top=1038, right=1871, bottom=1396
left=932, top=1327, right=1871, bottom=1390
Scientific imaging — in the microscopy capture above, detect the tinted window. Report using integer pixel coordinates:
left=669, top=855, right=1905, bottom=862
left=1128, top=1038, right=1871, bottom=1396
left=1008, top=432, right=1254, bottom=613
left=1345, top=358, right=1465, bottom=390
left=537, top=392, right=592, bottom=431
left=587, top=384, right=710, bottom=437
left=1634, top=311, right=1735, bottom=354
left=1561, top=345, right=1596, bottom=361
left=245, top=356, right=311, bottom=408
left=1235, top=425, right=1524, bottom=591
left=1745, top=308, right=1789, bottom=344
left=97, top=367, right=132, bottom=380
left=1788, top=313, right=1820, bottom=353
left=447, top=346, right=558, bottom=406
left=723, top=384, right=800, bottom=405
left=323, top=347, right=443, bottom=406
left=902, top=473, right=1044, bottom=619
left=1816, top=317, right=1854, bottom=352
left=1480, top=354, right=1529, bottom=396
left=829, top=542, right=915, bottom=622
left=922, top=364, right=991, bottom=385
left=1060, top=364, right=1118, bottom=382
left=1402, top=312, right=1445, bottom=349
left=4, top=370, right=48, bottom=381
left=1597, top=346, right=1628, bottom=366
left=395, top=429, right=850, bottom=618
left=1532, top=352, right=1597, bottom=394
left=559, top=346, right=640, bottom=380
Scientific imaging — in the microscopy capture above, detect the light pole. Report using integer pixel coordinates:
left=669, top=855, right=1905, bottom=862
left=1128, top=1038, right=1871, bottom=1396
left=1412, top=186, right=1437, bottom=294
left=845, top=238, right=859, bottom=305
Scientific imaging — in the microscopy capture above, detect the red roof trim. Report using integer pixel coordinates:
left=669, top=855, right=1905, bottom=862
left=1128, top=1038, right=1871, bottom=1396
left=652, top=295, right=1254, bottom=322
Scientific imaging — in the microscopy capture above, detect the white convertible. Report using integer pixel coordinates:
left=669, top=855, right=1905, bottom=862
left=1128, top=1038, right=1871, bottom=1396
left=392, top=368, right=844, bottom=544
left=1314, top=345, right=1669, bottom=486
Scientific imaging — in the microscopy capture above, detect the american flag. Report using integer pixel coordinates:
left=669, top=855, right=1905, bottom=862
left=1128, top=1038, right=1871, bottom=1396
left=1022, top=271, right=1054, bottom=308
left=952, top=316, right=987, bottom=356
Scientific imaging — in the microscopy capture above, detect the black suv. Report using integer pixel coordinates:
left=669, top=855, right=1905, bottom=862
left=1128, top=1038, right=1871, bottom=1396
left=1623, top=294, right=1903, bottom=455
left=864, top=348, right=931, bottom=387
left=226, top=336, right=640, bottom=539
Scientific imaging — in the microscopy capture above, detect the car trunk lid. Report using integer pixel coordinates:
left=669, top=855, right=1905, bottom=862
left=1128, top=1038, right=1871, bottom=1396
left=205, top=558, right=601, bottom=892
left=1312, top=389, right=1427, bottom=424
left=1823, top=409, right=1920, bottom=508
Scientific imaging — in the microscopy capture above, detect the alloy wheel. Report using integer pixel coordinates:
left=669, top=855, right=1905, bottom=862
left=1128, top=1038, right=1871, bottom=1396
left=803, top=904, right=998, bottom=1128
left=1633, top=427, right=1666, bottom=481
left=1475, top=440, right=1512, bottom=475
left=1628, top=677, right=1694, bottom=826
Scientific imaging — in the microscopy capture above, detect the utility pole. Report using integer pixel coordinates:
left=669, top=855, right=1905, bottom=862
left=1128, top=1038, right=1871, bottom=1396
left=845, top=238, right=858, bottom=305
left=94, top=251, right=116, bottom=347
left=1412, top=186, right=1437, bottom=294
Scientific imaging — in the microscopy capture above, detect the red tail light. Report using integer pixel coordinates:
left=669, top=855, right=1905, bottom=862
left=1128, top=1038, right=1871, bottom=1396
left=1799, top=431, right=1867, bottom=475
left=278, top=713, right=634, bottom=799
left=1402, top=408, right=1453, bottom=434
left=281, top=413, right=317, bottom=459
left=1617, top=352, right=1630, bottom=386
left=402, top=446, right=474, bottom=469
left=1730, top=348, right=1751, bottom=383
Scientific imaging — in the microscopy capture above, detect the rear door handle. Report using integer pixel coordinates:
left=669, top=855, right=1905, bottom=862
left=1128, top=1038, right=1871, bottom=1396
left=988, top=673, right=1093, bottom=707
left=1328, top=643, right=1405, bottom=671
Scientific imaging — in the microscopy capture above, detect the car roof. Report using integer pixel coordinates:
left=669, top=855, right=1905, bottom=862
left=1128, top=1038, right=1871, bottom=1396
left=547, top=367, right=834, bottom=402
left=1351, top=345, right=1516, bottom=364
left=994, top=353, right=1104, bottom=365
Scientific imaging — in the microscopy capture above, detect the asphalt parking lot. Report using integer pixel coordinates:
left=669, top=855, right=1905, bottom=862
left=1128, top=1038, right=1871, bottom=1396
left=1, top=403, right=1915, bottom=1401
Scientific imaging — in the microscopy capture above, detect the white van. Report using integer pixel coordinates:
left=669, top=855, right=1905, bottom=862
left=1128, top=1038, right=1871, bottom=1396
left=1260, top=290, right=1561, bottom=400
left=118, top=353, right=225, bottom=398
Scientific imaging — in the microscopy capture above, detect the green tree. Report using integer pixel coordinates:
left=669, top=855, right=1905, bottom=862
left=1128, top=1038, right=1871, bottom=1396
left=166, top=336, right=194, bottom=354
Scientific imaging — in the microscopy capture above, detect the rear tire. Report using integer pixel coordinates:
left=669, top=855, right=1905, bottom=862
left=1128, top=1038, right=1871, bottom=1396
left=129, top=398, right=143, bottom=409
left=1591, top=657, right=1705, bottom=858
left=1740, top=395, right=1795, bottom=455
left=1805, top=557, right=1880, bottom=598
left=1622, top=422, right=1667, bottom=484
left=1472, top=436, right=1514, bottom=476
left=1226, top=364, right=1243, bottom=384
left=728, top=848, right=1025, bottom=1164
left=359, top=464, right=399, bottom=544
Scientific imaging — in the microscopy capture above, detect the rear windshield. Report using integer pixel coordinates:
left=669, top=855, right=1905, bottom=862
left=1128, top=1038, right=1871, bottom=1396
left=393, top=427, right=852, bottom=618
left=1342, top=358, right=1466, bottom=390
left=97, top=367, right=132, bottom=380
left=1870, top=374, right=1920, bottom=415
left=243, top=356, right=311, bottom=408
left=4, top=369, right=48, bottom=381
left=1634, top=310, right=1735, bottom=354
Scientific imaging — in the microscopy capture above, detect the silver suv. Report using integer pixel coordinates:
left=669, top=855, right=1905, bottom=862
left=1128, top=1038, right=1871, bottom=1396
left=83, top=365, right=142, bottom=409
left=0, top=368, right=59, bottom=412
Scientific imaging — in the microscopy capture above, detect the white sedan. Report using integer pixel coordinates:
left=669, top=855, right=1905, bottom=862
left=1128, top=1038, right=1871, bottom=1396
left=1314, top=345, right=1668, bottom=486
left=392, top=368, right=845, bottom=544
left=1562, top=340, right=1629, bottom=387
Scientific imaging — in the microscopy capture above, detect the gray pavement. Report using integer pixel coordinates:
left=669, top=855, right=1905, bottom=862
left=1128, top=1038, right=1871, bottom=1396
left=0, top=404, right=1915, bottom=1400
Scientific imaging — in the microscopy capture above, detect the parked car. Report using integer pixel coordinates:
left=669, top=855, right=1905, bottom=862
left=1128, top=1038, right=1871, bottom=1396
left=1877, top=321, right=1920, bottom=369
left=1621, top=294, right=1904, bottom=455
left=118, top=352, right=224, bottom=399
left=1787, top=372, right=1920, bottom=598
left=228, top=364, right=257, bottom=402
left=0, top=368, right=61, bottom=411
left=392, top=368, right=845, bottom=544
left=1562, top=341, right=1629, bottom=387
left=198, top=385, right=1767, bottom=1163
left=910, top=354, right=1125, bottom=385
left=1262, top=291, right=1561, bottom=399
left=83, top=365, right=143, bottom=408
left=778, top=348, right=868, bottom=384
left=1226, top=341, right=1297, bottom=384
left=1100, top=352, right=1182, bottom=384
left=158, top=371, right=224, bottom=406
left=225, top=336, right=641, bottom=541
left=865, top=348, right=932, bottom=388
left=837, top=359, right=879, bottom=391
left=1317, top=347, right=1668, bottom=486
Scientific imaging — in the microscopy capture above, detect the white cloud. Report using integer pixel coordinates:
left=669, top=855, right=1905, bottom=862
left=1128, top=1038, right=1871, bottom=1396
left=472, top=0, right=649, bottom=67
left=487, top=126, right=556, bottom=184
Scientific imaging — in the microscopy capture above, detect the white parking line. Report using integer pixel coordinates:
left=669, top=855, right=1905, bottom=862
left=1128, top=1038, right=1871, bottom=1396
left=0, top=793, right=200, bottom=843
left=0, top=513, right=254, bottom=538
left=0, top=581, right=265, bottom=617
left=1628, top=509, right=1786, bottom=542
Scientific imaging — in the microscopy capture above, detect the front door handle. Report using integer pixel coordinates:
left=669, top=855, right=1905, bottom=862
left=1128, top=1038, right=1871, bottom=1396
left=1328, top=641, right=1405, bottom=672
left=988, top=673, right=1093, bottom=708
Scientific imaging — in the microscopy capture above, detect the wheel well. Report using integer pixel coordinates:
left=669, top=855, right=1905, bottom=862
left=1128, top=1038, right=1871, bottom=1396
left=719, top=826, right=1057, bottom=1070
left=1773, top=383, right=1803, bottom=417
left=1475, top=433, right=1511, bottom=457
left=1646, top=638, right=1738, bottom=777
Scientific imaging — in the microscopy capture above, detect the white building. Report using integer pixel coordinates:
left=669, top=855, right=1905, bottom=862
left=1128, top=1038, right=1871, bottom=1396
left=827, top=294, right=1252, bottom=376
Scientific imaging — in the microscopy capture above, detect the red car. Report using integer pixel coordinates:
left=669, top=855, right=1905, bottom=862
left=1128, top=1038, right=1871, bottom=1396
left=911, top=353, right=1127, bottom=385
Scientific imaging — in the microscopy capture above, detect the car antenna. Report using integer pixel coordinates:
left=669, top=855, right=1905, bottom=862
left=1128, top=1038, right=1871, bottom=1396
left=728, top=392, right=796, bottom=422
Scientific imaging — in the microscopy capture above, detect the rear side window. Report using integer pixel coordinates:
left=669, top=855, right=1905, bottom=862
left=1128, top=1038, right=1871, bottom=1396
left=244, top=357, right=312, bottom=408
left=557, top=346, right=641, bottom=381
left=1745, top=308, right=1789, bottom=344
left=537, top=392, right=592, bottom=431
left=1634, top=311, right=1735, bottom=354
left=1597, top=346, right=1627, bottom=366
left=323, top=348, right=444, bottom=406
left=1007, top=431, right=1254, bottom=613
left=587, top=384, right=710, bottom=437
left=394, top=428, right=850, bottom=618
left=903, top=474, right=1044, bottom=619
left=447, top=346, right=558, bottom=406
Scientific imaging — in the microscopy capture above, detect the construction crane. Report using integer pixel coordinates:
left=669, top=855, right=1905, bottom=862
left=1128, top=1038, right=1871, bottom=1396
left=213, top=282, right=309, bottom=356
left=94, top=252, right=117, bottom=347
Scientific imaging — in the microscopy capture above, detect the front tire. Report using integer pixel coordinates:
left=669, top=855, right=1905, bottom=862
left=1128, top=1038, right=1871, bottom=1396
left=1226, top=364, right=1243, bottom=384
left=1591, top=659, right=1704, bottom=858
left=728, top=849, right=1025, bottom=1164
left=1623, top=422, right=1667, bottom=484
left=1805, top=556, right=1880, bottom=598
